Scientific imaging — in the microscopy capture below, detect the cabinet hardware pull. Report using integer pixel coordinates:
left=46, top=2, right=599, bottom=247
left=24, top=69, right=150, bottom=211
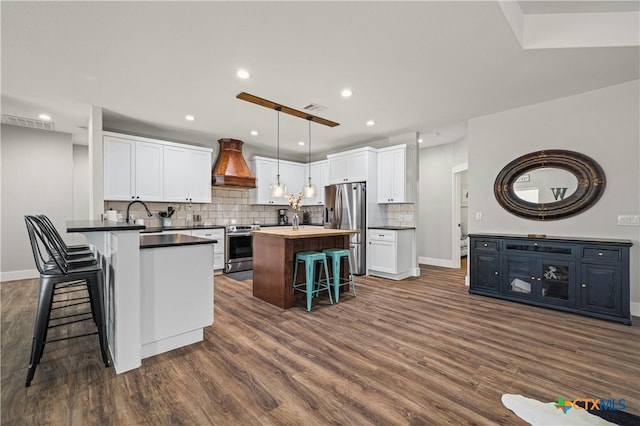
left=494, top=271, right=498, bottom=275
left=531, top=276, right=535, bottom=280
left=598, top=252, right=603, bottom=256
left=537, top=278, right=541, bottom=281
left=582, top=284, right=587, bottom=288
left=483, top=243, right=488, bottom=247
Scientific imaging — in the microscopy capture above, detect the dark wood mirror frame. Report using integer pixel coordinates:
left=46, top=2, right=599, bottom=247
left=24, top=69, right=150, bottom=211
left=494, top=150, right=606, bottom=220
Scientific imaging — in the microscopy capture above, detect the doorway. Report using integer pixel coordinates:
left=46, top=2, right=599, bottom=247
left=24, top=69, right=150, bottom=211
left=451, top=163, right=469, bottom=269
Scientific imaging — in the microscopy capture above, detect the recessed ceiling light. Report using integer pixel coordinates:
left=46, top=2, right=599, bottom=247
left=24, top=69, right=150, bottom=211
left=250, top=130, right=258, bottom=136
left=185, top=115, right=195, bottom=121
left=341, top=89, right=352, bottom=98
left=366, top=120, right=376, bottom=126
left=237, top=69, right=250, bottom=79
left=298, top=141, right=305, bottom=146
left=431, top=131, right=440, bottom=137
left=38, top=114, right=51, bottom=121
left=418, top=138, right=424, bottom=143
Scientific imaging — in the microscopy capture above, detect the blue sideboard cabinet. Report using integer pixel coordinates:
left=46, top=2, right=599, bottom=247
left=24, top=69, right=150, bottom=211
left=469, top=234, right=632, bottom=325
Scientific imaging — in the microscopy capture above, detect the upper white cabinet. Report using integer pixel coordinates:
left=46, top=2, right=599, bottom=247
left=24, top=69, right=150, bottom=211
left=164, top=145, right=212, bottom=203
left=327, top=147, right=377, bottom=184
left=302, top=160, right=328, bottom=206
left=104, top=136, right=163, bottom=201
left=104, top=136, right=135, bottom=201
left=377, top=144, right=416, bottom=204
left=135, top=142, right=164, bottom=201
left=103, top=132, right=212, bottom=203
left=249, top=157, right=305, bottom=205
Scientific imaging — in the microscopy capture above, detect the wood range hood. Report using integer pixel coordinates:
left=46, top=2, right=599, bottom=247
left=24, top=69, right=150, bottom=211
left=211, top=138, right=256, bottom=188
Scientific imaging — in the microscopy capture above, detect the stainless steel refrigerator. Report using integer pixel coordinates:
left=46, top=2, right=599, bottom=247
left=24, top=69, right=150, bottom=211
left=324, top=182, right=366, bottom=275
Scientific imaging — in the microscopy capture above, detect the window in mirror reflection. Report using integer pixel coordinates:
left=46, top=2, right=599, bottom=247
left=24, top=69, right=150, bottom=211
left=513, top=168, right=578, bottom=204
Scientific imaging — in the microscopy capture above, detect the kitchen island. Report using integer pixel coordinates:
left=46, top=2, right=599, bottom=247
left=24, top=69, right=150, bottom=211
left=252, top=228, right=359, bottom=309
left=67, top=221, right=215, bottom=373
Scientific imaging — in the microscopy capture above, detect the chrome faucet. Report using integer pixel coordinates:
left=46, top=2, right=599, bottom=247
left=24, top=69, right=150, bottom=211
left=126, top=200, right=153, bottom=223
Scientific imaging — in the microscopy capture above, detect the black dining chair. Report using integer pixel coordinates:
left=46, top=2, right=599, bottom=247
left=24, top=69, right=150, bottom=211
left=23, top=216, right=110, bottom=387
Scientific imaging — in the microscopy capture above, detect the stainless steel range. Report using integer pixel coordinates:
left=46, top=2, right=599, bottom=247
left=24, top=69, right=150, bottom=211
left=224, top=224, right=259, bottom=273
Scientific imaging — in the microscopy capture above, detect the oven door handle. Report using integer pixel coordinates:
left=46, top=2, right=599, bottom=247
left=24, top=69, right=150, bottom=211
left=227, top=233, right=252, bottom=237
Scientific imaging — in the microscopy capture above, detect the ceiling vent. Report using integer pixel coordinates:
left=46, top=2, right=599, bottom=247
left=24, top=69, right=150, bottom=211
left=2, top=115, right=55, bottom=131
left=303, top=103, right=327, bottom=113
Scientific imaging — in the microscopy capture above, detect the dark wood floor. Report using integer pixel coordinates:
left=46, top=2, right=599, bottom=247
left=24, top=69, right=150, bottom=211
left=2, top=265, right=639, bottom=425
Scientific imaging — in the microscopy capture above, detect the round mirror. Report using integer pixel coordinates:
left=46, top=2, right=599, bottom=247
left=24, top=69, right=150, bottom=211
left=494, top=150, right=606, bottom=220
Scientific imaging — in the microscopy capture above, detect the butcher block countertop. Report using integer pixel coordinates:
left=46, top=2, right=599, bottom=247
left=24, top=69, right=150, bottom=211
left=252, top=227, right=359, bottom=239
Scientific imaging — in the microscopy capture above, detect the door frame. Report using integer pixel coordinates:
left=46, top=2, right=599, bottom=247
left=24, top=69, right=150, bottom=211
left=451, top=163, right=468, bottom=270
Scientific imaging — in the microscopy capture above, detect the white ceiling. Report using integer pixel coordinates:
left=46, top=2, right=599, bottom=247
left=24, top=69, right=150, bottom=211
left=2, top=1, right=638, bottom=162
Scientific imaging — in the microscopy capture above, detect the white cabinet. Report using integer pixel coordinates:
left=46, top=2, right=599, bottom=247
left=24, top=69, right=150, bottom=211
left=191, top=228, right=225, bottom=271
left=188, top=150, right=212, bottom=203
left=377, top=144, right=416, bottom=204
left=103, top=132, right=212, bottom=203
left=327, top=147, right=376, bottom=184
left=249, top=157, right=305, bottom=205
left=368, top=228, right=417, bottom=280
left=104, top=136, right=135, bottom=201
left=103, top=136, right=163, bottom=201
left=302, top=160, right=328, bottom=206
left=135, top=142, right=164, bottom=201
left=163, top=146, right=212, bottom=203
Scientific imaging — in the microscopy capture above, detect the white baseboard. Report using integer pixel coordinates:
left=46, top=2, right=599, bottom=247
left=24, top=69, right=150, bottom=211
left=1, top=269, right=38, bottom=282
left=465, top=275, right=470, bottom=287
left=631, top=302, right=640, bottom=318
left=419, top=257, right=455, bottom=268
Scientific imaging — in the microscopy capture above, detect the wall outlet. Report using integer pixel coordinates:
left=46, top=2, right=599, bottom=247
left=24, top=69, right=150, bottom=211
left=475, top=211, right=483, bottom=221
left=617, top=215, right=640, bottom=226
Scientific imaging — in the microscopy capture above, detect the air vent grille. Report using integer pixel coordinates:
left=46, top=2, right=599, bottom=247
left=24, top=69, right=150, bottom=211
left=2, top=115, right=55, bottom=131
left=303, top=103, right=327, bottom=113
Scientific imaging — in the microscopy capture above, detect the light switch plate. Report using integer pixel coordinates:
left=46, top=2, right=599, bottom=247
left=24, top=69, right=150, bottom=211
left=617, top=215, right=640, bottom=226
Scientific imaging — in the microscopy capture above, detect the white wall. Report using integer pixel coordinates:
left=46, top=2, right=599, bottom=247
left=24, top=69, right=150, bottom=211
left=73, top=145, right=90, bottom=220
left=1, top=124, right=74, bottom=280
left=468, top=80, right=640, bottom=307
left=417, top=137, right=468, bottom=266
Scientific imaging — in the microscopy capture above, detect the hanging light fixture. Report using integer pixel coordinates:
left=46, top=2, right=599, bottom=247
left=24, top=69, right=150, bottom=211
left=303, top=117, right=317, bottom=198
left=270, top=107, right=287, bottom=197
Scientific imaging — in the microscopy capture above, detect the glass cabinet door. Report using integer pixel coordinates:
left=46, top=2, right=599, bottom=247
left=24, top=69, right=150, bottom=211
left=540, top=261, right=573, bottom=306
left=504, top=256, right=535, bottom=299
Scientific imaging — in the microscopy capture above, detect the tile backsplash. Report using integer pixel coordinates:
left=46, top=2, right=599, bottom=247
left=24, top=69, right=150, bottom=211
left=105, top=187, right=415, bottom=228
left=104, top=187, right=324, bottom=228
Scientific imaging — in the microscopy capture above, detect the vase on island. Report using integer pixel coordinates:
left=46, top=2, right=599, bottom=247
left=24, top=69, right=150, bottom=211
left=292, top=212, right=299, bottom=230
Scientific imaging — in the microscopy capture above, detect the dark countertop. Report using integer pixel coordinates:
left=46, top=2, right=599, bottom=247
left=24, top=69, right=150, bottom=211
left=368, top=226, right=416, bottom=231
left=140, top=234, right=217, bottom=249
left=67, top=220, right=145, bottom=232
left=141, top=224, right=225, bottom=233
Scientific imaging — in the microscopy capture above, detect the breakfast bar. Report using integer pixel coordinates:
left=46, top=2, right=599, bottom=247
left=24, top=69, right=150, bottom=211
left=66, top=220, right=215, bottom=373
left=251, top=228, right=359, bottom=309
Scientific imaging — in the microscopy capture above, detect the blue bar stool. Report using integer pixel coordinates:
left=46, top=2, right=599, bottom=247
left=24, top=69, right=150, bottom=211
left=292, top=251, right=333, bottom=311
left=323, top=248, right=356, bottom=303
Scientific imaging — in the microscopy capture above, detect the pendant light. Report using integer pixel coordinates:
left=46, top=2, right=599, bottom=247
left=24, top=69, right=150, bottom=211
left=270, top=107, right=287, bottom=197
left=303, top=117, right=317, bottom=198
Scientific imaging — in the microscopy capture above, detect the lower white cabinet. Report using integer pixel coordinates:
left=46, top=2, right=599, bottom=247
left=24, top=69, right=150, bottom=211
left=191, top=228, right=225, bottom=271
left=368, top=228, right=417, bottom=280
